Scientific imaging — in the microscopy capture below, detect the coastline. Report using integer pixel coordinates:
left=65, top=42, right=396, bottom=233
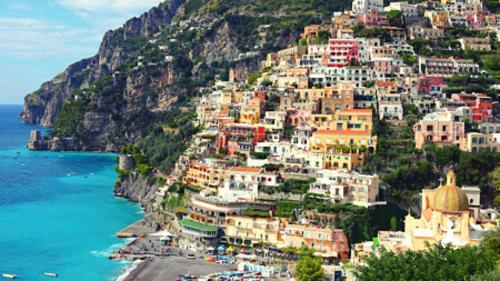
left=115, top=260, right=146, bottom=281
left=0, top=109, right=143, bottom=281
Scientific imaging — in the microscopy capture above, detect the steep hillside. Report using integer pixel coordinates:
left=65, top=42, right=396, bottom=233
left=21, top=0, right=350, bottom=151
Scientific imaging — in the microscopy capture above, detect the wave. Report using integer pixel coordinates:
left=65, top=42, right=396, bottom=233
left=114, top=260, right=143, bottom=281
left=91, top=242, right=127, bottom=257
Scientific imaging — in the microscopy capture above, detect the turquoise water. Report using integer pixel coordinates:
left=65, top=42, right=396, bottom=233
left=0, top=105, right=142, bottom=281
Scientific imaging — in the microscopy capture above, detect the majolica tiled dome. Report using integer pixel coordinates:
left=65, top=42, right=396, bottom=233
left=432, top=170, right=469, bottom=212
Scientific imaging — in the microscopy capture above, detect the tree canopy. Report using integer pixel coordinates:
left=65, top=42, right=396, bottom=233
left=355, top=244, right=496, bottom=281
left=295, top=247, right=324, bottom=281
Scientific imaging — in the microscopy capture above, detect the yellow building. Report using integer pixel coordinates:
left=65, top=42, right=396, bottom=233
left=225, top=216, right=280, bottom=246
left=425, top=10, right=450, bottom=29
left=311, top=114, right=335, bottom=129
left=240, top=98, right=261, bottom=124
left=404, top=171, right=487, bottom=250
left=310, top=129, right=377, bottom=153
left=310, top=109, right=373, bottom=132
left=335, top=109, right=373, bottom=132
left=184, top=161, right=227, bottom=191
left=323, top=151, right=365, bottom=171
left=295, top=82, right=354, bottom=103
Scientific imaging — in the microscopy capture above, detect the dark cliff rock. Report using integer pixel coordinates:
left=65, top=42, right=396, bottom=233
left=21, top=0, right=186, bottom=128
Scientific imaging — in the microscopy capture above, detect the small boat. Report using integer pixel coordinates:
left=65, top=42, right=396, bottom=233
left=2, top=273, right=17, bottom=279
left=44, top=272, right=58, bottom=277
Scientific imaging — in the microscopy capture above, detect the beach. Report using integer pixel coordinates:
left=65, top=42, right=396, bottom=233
left=123, top=256, right=237, bottom=281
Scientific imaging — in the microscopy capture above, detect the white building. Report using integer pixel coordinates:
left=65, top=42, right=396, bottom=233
left=378, top=93, right=404, bottom=120
left=291, top=125, right=312, bottom=151
left=384, top=1, right=419, bottom=17
left=308, top=170, right=383, bottom=207
left=353, top=0, right=384, bottom=14
left=309, top=66, right=384, bottom=88
left=219, top=167, right=279, bottom=201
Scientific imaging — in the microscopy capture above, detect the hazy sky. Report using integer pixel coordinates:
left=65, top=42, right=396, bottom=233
left=0, top=0, right=163, bottom=104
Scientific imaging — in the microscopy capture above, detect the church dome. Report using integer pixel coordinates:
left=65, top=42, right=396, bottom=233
left=432, top=170, right=469, bottom=212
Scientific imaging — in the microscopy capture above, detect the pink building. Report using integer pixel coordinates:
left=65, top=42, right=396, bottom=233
left=217, top=123, right=266, bottom=156
left=328, top=39, right=360, bottom=67
left=357, top=9, right=388, bottom=26
left=413, top=110, right=465, bottom=149
left=451, top=93, right=493, bottom=122
left=288, top=110, right=312, bottom=127
left=418, top=76, right=447, bottom=96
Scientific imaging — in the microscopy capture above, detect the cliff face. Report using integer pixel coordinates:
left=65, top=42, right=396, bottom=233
left=22, top=0, right=347, bottom=152
left=21, top=0, right=186, bottom=128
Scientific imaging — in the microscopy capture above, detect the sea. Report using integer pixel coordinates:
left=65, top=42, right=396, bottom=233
left=0, top=105, right=142, bottom=281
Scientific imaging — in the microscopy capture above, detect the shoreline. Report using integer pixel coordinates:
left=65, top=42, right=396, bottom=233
left=116, top=260, right=146, bottom=281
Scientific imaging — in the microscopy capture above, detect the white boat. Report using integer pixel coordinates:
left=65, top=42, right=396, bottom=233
left=1, top=273, right=16, bottom=279
left=44, top=272, right=58, bottom=277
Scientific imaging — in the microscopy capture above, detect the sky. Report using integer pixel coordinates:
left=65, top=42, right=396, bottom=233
left=0, top=0, right=163, bottom=104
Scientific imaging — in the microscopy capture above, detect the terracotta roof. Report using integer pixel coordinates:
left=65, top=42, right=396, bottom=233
left=314, top=130, right=371, bottom=135
left=229, top=167, right=263, bottom=173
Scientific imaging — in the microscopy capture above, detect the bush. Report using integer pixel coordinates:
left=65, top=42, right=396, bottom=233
left=278, top=178, right=315, bottom=194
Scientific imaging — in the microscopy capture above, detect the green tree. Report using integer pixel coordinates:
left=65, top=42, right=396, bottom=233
left=471, top=269, right=500, bottom=281
left=355, top=244, right=495, bottom=281
left=481, top=227, right=500, bottom=260
left=492, top=167, right=500, bottom=210
left=295, top=247, right=324, bottom=281
left=402, top=54, right=416, bottom=66
left=386, top=10, right=403, bottom=27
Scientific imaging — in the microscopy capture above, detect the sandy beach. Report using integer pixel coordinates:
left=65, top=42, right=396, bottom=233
left=123, top=256, right=237, bottom=281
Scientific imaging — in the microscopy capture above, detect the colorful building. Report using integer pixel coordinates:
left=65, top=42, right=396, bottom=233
left=240, top=98, right=262, bottom=125
left=323, top=151, right=366, bottom=171
left=450, top=92, right=493, bottom=122
left=357, top=9, right=388, bottom=26
left=418, top=76, right=447, bottom=96
left=217, top=123, right=266, bottom=155
left=413, top=109, right=465, bottom=149
left=225, top=216, right=280, bottom=246
left=280, top=222, right=350, bottom=259
left=184, top=160, right=228, bottom=191
left=458, top=37, right=491, bottom=51
left=328, top=39, right=360, bottom=67
left=310, top=129, right=377, bottom=153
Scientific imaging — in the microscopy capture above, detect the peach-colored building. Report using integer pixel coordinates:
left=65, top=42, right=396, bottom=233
left=301, top=24, right=322, bottom=40
left=413, top=109, right=465, bottom=149
left=280, top=222, right=350, bottom=259
left=458, top=37, right=491, bottom=51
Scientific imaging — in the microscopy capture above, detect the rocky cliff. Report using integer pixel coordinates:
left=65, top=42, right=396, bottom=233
left=22, top=0, right=349, bottom=152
